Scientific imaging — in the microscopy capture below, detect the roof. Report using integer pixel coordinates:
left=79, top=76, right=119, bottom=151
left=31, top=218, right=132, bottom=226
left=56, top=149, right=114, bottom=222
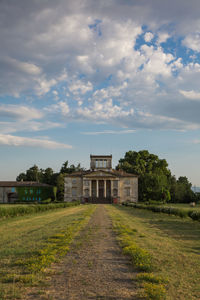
left=0, top=181, right=52, bottom=187
left=65, top=169, right=138, bottom=178
left=90, top=154, right=112, bottom=158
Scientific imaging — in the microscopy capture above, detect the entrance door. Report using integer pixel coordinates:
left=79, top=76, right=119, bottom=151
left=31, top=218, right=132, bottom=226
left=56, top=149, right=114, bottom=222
left=92, top=180, right=96, bottom=197
left=99, top=180, right=104, bottom=198
left=106, top=180, right=111, bottom=197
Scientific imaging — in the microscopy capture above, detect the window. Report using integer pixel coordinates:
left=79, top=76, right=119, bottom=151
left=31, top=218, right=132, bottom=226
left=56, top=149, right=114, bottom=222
left=124, top=187, right=130, bottom=196
left=25, top=189, right=28, bottom=194
left=95, top=160, right=98, bottom=168
left=113, top=180, right=118, bottom=188
left=72, top=179, right=77, bottom=184
left=113, top=188, right=118, bottom=197
left=103, top=160, right=107, bottom=168
left=30, top=189, right=33, bottom=194
left=72, top=188, right=77, bottom=197
left=11, top=187, right=15, bottom=192
left=124, top=179, right=130, bottom=185
left=99, top=159, right=103, bottom=167
left=84, top=189, right=89, bottom=197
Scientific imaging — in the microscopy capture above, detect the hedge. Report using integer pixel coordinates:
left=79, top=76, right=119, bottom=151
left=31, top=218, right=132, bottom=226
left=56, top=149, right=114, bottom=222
left=0, top=201, right=80, bottom=219
left=122, top=202, right=200, bottom=222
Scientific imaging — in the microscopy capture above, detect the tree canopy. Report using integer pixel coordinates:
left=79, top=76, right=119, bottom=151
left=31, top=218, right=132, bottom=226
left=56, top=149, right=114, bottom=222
left=16, top=161, right=84, bottom=201
left=117, top=150, right=195, bottom=203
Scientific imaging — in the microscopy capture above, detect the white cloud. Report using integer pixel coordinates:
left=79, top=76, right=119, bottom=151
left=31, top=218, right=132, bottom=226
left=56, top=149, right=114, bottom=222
left=69, top=80, right=93, bottom=95
left=183, top=33, right=200, bottom=52
left=179, top=90, right=200, bottom=100
left=0, top=134, right=72, bottom=149
left=144, top=32, right=154, bottom=42
left=77, top=99, right=134, bottom=122
left=0, top=104, right=43, bottom=121
left=82, top=129, right=136, bottom=135
left=45, top=101, right=70, bottom=116
left=157, top=32, right=170, bottom=44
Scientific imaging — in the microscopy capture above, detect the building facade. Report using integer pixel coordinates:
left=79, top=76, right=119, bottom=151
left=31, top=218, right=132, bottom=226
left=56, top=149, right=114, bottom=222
left=0, top=181, right=53, bottom=203
left=64, top=155, right=138, bottom=203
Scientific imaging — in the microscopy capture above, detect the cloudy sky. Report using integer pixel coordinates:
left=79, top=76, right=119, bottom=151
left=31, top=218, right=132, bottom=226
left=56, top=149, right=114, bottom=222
left=1, top=0, right=200, bottom=185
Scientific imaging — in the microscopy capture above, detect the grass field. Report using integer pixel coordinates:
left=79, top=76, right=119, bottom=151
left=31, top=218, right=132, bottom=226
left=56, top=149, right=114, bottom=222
left=0, top=204, right=96, bottom=299
left=107, top=205, right=200, bottom=300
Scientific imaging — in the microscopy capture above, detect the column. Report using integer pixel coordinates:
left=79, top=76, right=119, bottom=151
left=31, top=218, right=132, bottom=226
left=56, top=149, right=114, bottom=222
left=96, top=180, right=99, bottom=197
left=111, top=180, right=113, bottom=197
left=89, top=180, right=92, bottom=197
left=104, top=180, right=107, bottom=198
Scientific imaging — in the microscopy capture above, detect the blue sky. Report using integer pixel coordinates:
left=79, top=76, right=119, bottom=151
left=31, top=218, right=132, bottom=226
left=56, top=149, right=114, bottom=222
left=0, top=0, right=200, bottom=185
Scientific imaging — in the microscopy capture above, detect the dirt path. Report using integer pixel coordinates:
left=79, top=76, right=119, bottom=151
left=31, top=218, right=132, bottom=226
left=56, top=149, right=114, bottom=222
left=27, top=205, right=137, bottom=299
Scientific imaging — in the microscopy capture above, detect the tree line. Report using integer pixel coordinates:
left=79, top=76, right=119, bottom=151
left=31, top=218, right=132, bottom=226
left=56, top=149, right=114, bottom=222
left=117, top=150, right=199, bottom=203
left=16, top=150, right=199, bottom=203
left=16, top=161, right=84, bottom=201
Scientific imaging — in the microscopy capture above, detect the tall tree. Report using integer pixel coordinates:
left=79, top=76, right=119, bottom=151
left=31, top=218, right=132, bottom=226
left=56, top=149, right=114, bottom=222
left=117, top=150, right=171, bottom=202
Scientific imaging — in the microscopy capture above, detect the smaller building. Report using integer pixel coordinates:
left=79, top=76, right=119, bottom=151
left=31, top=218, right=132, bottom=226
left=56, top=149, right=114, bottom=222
left=0, top=181, right=53, bottom=203
left=64, top=155, right=138, bottom=204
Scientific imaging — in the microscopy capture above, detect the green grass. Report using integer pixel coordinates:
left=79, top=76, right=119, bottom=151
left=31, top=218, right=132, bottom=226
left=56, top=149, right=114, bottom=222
left=0, top=204, right=96, bottom=299
left=0, top=201, right=80, bottom=219
left=106, top=204, right=200, bottom=300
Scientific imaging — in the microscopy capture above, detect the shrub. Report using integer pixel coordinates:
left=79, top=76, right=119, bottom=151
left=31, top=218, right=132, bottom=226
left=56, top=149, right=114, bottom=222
left=136, top=273, right=168, bottom=284
left=124, top=202, right=200, bottom=222
left=143, top=282, right=166, bottom=300
left=188, top=210, right=200, bottom=221
left=123, top=244, right=153, bottom=272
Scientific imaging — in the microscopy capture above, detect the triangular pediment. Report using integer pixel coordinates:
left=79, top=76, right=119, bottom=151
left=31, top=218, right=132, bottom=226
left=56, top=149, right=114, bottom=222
left=84, top=170, right=118, bottom=178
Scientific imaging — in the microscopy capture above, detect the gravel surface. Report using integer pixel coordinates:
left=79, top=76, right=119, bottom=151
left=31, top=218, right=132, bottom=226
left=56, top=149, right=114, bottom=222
left=26, top=205, right=138, bottom=299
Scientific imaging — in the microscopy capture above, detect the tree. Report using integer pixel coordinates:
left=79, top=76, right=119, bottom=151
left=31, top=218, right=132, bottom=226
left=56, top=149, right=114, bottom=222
left=42, top=168, right=54, bottom=185
left=117, top=150, right=172, bottom=202
left=56, top=173, right=65, bottom=201
left=175, top=176, right=195, bottom=203
left=16, top=172, right=27, bottom=182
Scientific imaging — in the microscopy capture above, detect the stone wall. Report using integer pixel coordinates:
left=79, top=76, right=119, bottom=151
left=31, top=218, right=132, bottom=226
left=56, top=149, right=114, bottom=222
left=64, top=177, right=83, bottom=202
left=119, top=177, right=138, bottom=203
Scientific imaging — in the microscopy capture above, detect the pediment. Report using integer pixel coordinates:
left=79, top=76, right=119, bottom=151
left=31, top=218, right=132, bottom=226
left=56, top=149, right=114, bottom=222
left=84, top=170, right=117, bottom=178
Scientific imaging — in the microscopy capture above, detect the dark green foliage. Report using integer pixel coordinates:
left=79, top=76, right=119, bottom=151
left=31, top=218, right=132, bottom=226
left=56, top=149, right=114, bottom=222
left=117, top=150, right=172, bottom=202
left=117, top=150, right=196, bottom=203
left=16, top=161, right=84, bottom=202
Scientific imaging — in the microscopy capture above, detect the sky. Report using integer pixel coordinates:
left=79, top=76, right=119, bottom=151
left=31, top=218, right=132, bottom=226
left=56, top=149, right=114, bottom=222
left=0, top=0, right=200, bottom=186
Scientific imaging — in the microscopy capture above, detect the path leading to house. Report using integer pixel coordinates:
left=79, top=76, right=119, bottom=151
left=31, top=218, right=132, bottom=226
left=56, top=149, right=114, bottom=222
left=27, top=205, right=137, bottom=299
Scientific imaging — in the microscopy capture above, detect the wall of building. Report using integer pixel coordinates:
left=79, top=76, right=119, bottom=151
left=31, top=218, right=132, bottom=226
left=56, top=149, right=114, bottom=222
left=64, top=177, right=83, bottom=202
left=64, top=175, right=138, bottom=203
left=0, top=187, right=12, bottom=203
left=119, top=177, right=138, bottom=203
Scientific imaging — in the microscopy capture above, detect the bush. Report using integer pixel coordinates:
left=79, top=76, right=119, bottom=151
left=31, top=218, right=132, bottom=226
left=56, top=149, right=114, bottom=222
left=0, top=201, right=80, bottom=219
left=143, top=283, right=166, bottom=300
left=123, top=202, right=200, bottom=222
left=123, top=244, right=153, bottom=271
left=136, top=273, right=168, bottom=284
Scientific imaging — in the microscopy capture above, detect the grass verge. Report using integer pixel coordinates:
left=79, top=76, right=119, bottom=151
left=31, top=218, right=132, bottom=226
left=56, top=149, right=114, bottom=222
left=0, top=204, right=96, bottom=299
left=106, top=204, right=200, bottom=300
left=0, top=201, right=80, bottom=219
